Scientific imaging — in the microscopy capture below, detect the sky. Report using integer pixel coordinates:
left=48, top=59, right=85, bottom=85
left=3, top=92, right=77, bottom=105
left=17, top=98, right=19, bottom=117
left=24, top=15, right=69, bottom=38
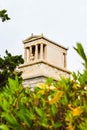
left=0, top=0, right=87, bottom=72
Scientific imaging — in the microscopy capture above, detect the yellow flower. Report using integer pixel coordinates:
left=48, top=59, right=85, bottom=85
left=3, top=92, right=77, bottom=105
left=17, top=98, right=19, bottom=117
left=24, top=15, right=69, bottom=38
left=72, top=107, right=83, bottom=116
left=73, top=83, right=80, bottom=90
left=49, top=91, right=64, bottom=104
left=68, top=105, right=83, bottom=117
left=67, top=124, right=75, bottom=130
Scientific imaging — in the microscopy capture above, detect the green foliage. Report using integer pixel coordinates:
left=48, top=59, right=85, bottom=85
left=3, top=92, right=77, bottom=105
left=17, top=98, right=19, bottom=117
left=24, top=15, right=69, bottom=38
left=0, top=43, right=87, bottom=130
left=0, top=77, right=63, bottom=130
left=0, top=50, right=24, bottom=90
left=0, top=74, right=87, bottom=130
left=73, top=43, right=87, bottom=85
left=74, top=43, right=87, bottom=68
left=0, top=9, right=10, bottom=22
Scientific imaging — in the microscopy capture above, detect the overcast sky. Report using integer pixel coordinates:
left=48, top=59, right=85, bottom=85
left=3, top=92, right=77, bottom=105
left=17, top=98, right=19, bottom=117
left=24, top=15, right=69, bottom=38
left=0, top=0, right=87, bottom=72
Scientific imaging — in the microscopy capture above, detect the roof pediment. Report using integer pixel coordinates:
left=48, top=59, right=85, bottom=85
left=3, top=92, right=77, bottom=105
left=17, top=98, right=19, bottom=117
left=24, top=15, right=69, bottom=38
left=23, top=34, right=68, bottom=50
left=23, top=34, right=43, bottom=43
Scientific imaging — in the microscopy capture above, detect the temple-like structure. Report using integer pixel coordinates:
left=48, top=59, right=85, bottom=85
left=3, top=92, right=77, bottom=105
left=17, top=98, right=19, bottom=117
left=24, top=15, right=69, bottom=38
left=19, top=34, right=70, bottom=87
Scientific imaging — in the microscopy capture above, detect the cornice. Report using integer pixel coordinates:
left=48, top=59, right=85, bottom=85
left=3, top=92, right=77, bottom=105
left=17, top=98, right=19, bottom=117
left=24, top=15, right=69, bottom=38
left=19, top=60, right=70, bottom=74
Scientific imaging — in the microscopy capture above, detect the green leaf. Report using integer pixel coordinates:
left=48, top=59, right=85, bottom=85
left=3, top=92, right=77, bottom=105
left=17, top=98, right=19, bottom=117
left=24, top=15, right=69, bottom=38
left=51, top=104, right=57, bottom=115
left=46, top=77, right=54, bottom=85
left=35, top=107, right=44, bottom=117
left=15, top=105, right=34, bottom=128
left=54, top=122, right=62, bottom=128
left=2, top=112, right=22, bottom=130
left=74, top=43, right=86, bottom=61
left=79, top=119, right=87, bottom=130
left=0, top=125, right=9, bottom=130
left=74, top=43, right=87, bottom=68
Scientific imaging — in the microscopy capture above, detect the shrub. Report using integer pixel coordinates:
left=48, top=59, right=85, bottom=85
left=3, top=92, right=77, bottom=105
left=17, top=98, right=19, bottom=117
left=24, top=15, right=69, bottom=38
left=0, top=75, right=87, bottom=130
left=0, top=43, right=87, bottom=130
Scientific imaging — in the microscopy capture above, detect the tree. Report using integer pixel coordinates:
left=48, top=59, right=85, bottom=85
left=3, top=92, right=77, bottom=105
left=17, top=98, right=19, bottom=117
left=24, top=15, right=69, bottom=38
left=0, top=50, right=24, bottom=90
left=0, top=9, right=10, bottom=22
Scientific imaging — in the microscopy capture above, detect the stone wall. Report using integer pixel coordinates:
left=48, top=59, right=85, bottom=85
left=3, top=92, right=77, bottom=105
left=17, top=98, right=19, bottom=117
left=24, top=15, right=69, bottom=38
left=20, top=61, right=70, bottom=87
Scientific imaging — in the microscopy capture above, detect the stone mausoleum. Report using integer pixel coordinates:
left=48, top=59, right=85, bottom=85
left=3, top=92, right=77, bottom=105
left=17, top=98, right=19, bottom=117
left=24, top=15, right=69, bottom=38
left=19, top=34, right=70, bottom=87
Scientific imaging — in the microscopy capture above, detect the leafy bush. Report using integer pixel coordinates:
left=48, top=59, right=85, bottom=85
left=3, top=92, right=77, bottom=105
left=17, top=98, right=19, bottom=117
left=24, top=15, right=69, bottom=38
left=0, top=43, right=87, bottom=130
left=0, top=75, right=87, bottom=130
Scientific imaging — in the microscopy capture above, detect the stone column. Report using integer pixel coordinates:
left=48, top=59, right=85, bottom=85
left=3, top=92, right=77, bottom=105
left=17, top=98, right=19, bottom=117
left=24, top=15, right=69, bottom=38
left=24, top=48, right=27, bottom=63
left=30, top=46, right=32, bottom=56
left=30, top=46, right=33, bottom=61
left=43, top=45, right=47, bottom=60
left=35, top=44, right=38, bottom=60
left=40, top=43, right=43, bottom=59
left=63, top=53, right=66, bottom=68
left=28, top=48, right=30, bottom=62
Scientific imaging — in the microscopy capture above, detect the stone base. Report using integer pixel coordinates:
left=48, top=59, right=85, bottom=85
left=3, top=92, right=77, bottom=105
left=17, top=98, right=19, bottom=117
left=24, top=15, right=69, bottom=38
left=22, top=76, right=47, bottom=88
left=20, top=61, right=70, bottom=88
